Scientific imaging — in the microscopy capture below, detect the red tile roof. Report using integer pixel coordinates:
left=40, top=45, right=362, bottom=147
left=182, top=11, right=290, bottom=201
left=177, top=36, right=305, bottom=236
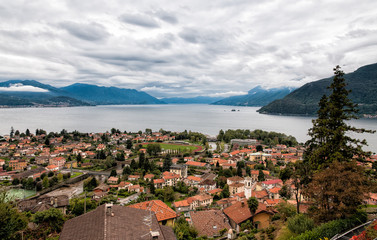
left=223, top=200, right=252, bottom=224
left=128, top=200, right=177, bottom=222
left=186, top=161, right=206, bottom=167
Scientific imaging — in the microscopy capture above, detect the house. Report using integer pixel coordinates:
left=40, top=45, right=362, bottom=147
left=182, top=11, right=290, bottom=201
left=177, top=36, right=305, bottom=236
left=261, top=179, right=283, bottom=189
left=170, top=164, right=188, bottom=178
left=268, top=186, right=281, bottom=199
left=187, top=194, right=213, bottom=210
left=198, top=179, right=216, bottom=192
left=144, top=174, right=155, bottom=181
left=128, top=200, right=178, bottom=226
left=128, top=184, right=144, bottom=193
left=128, top=175, right=140, bottom=181
left=60, top=204, right=176, bottom=240
left=108, top=177, right=119, bottom=185
left=227, top=176, right=244, bottom=185
left=186, top=161, right=208, bottom=168
left=49, top=157, right=66, bottom=169
left=9, top=160, right=27, bottom=171
left=46, top=164, right=59, bottom=172
left=186, top=176, right=202, bottom=186
left=154, top=179, right=165, bottom=189
left=190, top=210, right=231, bottom=238
left=18, top=195, right=69, bottom=214
left=229, top=183, right=245, bottom=195
left=118, top=181, right=132, bottom=190
left=173, top=200, right=190, bottom=213
left=93, top=183, right=110, bottom=193
left=223, top=200, right=252, bottom=232
left=162, top=171, right=180, bottom=187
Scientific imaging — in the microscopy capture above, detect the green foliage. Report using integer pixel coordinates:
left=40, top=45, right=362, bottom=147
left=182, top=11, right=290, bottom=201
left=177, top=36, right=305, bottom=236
left=162, top=154, right=172, bottom=172
left=247, top=197, right=259, bottom=214
left=84, top=177, right=98, bottom=191
left=288, top=211, right=367, bottom=240
left=174, top=217, right=198, bottom=240
left=146, top=143, right=161, bottom=156
left=219, top=129, right=298, bottom=146
left=220, top=184, right=230, bottom=198
left=287, top=214, right=314, bottom=234
left=32, top=208, right=65, bottom=233
left=69, top=198, right=97, bottom=216
left=279, top=185, right=292, bottom=200
left=305, top=66, right=374, bottom=171
left=258, top=170, right=265, bottom=181
left=0, top=201, right=27, bottom=240
left=276, top=202, right=296, bottom=221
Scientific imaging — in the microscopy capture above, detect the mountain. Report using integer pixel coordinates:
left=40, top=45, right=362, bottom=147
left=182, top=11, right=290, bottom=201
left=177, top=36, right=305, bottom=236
left=0, top=80, right=90, bottom=107
left=212, top=86, right=295, bottom=106
left=161, top=96, right=223, bottom=104
left=258, top=63, right=377, bottom=116
left=60, top=83, right=164, bottom=105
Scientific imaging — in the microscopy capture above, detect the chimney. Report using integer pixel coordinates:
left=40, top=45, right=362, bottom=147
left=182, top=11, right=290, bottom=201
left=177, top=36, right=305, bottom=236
left=241, top=202, right=245, bottom=207
left=105, top=203, right=113, bottom=216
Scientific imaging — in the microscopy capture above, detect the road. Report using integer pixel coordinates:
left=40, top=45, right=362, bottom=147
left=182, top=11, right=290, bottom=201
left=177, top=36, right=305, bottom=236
left=65, top=168, right=111, bottom=177
left=118, top=193, right=140, bottom=205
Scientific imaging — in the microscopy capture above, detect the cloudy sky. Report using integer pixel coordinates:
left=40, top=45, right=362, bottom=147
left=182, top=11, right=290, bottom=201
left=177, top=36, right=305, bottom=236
left=0, top=0, right=377, bottom=98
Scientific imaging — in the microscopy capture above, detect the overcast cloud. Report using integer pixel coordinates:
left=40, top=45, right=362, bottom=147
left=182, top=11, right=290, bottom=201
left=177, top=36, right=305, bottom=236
left=0, top=0, right=376, bottom=98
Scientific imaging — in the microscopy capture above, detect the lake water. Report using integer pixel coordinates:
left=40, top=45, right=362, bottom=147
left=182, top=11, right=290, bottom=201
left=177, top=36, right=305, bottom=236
left=0, top=104, right=376, bottom=152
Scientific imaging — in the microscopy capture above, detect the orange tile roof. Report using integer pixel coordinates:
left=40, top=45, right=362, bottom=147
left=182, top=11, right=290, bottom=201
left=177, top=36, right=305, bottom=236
left=128, top=200, right=177, bottom=222
left=186, top=161, right=206, bottom=167
left=223, top=200, right=252, bottom=224
left=187, top=176, right=202, bottom=182
left=208, top=188, right=223, bottom=194
left=173, top=200, right=190, bottom=207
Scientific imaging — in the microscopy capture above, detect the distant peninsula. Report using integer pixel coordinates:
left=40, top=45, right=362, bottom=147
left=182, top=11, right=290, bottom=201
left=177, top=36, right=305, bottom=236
left=258, top=63, right=377, bottom=117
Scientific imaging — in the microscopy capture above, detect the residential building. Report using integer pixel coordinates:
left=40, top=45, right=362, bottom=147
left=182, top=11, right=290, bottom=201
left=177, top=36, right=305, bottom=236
left=128, top=200, right=178, bottom=226
left=60, top=204, right=176, bottom=240
left=9, top=160, right=27, bottom=171
left=170, top=164, right=187, bottom=178
left=190, top=210, right=231, bottom=238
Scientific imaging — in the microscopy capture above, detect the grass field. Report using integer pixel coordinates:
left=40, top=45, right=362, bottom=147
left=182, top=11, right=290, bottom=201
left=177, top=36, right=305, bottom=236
left=6, top=189, right=36, bottom=201
left=142, top=143, right=202, bottom=152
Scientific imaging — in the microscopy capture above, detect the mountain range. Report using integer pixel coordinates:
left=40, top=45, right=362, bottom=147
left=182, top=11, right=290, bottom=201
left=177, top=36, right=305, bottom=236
left=258, top=63, right=377, bottom=116
left=161, top=96, right=223, bottom=104
left=0, top=80, right=163, bottom=107
left=212, top=86, right=295, bottom=106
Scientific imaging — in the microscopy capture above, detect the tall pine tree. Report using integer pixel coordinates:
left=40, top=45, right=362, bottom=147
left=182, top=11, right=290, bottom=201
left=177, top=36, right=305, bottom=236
left=305, top=65, right=374, bottom=170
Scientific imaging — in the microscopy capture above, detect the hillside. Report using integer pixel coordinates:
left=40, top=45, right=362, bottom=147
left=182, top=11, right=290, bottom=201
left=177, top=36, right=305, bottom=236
left=162, top=96, right=223, bottom=104
left=258, top=63, right=377, bottom=116
left=212, top=86, right=294, bottom=106
left=60, top=83, right=164, bottom=105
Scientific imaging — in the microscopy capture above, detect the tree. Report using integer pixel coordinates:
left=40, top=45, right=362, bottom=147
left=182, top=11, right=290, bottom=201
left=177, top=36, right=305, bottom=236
left=287, top=214, right=314, bottom=234
left=276, top=201, right=296, bottom=221
left=258, top=170, right=265, bottom=182
left=0, top=201, right=27, bottom=240
left=123, top=166, right=131, bottom=175
left=305, top=65, right=374, bottom=170
left=149, top=181, right=155, bottom=195
left=247, top=197, right=259, bottom=214
left=138, top=152, right=145, bottom=168
left=25, top=128, right=30, bottom=136
left=174, top=217, right=198, bottom=240
left=84, top=177, right=98, bottom=191
left=32, top=208, right=65, bottom=234
left=256, top=145, right=263, bottom=152
left=126, top=139, right=133, bottom=149
left=10, top=127, right=14, bottom=138
left=162, top=154, right=172, bottom=172
left=110, top=169, right=117, bottom=177
left=42, top=176, right=49, bottom=189
left=220, top=184, right=230, bottom=198
left=76, top=153, right=82, bottom=163
left=304, top=161, right=370, bottom=222
left=279, top=185, right=292, bottom=199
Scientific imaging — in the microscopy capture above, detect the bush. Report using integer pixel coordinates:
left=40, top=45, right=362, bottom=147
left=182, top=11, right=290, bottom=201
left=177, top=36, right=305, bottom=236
left=287, top=214, right=314, bottom=234
left=289, top=211, right=367, bottom=240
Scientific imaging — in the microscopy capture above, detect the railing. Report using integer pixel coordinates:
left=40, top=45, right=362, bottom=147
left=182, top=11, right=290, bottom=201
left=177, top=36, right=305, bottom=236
left=331, top=218, right=377, bottom=240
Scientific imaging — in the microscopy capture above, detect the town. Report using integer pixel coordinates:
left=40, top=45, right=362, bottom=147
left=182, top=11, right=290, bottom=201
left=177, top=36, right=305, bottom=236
left=1, top=127, right=376, bottom=240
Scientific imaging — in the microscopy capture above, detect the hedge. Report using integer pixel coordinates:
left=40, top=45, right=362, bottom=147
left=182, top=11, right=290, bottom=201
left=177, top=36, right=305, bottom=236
left=289, top=211, right=367, bottom=240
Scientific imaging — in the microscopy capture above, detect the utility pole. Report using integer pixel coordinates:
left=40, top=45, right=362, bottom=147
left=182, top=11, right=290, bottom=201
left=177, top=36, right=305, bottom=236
left=84, top=191, right=87, bottom=214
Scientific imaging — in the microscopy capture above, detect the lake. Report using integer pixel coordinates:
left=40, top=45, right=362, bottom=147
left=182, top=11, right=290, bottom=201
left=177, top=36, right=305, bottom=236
left=0, top=104, right=376, bottom=152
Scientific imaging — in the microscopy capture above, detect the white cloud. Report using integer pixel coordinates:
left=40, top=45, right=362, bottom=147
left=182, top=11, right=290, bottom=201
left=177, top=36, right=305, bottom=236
left=0, top=84, right=49, bottom=92
left=0, top=0, right=376, bottom=97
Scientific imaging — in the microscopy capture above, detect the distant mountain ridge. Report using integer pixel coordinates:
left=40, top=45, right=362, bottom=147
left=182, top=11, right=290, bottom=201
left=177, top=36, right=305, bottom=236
left=61, top=83, right=164, bottom=105
left=0, top=80, right=163, bottom=107
left=212, top=86, right=295, bottom=106
left=258, top=63, right=377, bottom=116
left=161, top=96, right=223, bottom=104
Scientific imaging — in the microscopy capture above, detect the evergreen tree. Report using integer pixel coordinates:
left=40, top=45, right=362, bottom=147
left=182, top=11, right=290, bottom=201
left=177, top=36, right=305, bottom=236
left=162, top=154, right=172, bottom=172
left=258, top=170, right=265, bottom=182
left=247, top=197, right=259, bottom=214
left=305, top=66, right=374, bottom=170
left=138, top=152, right=145, bottom=168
